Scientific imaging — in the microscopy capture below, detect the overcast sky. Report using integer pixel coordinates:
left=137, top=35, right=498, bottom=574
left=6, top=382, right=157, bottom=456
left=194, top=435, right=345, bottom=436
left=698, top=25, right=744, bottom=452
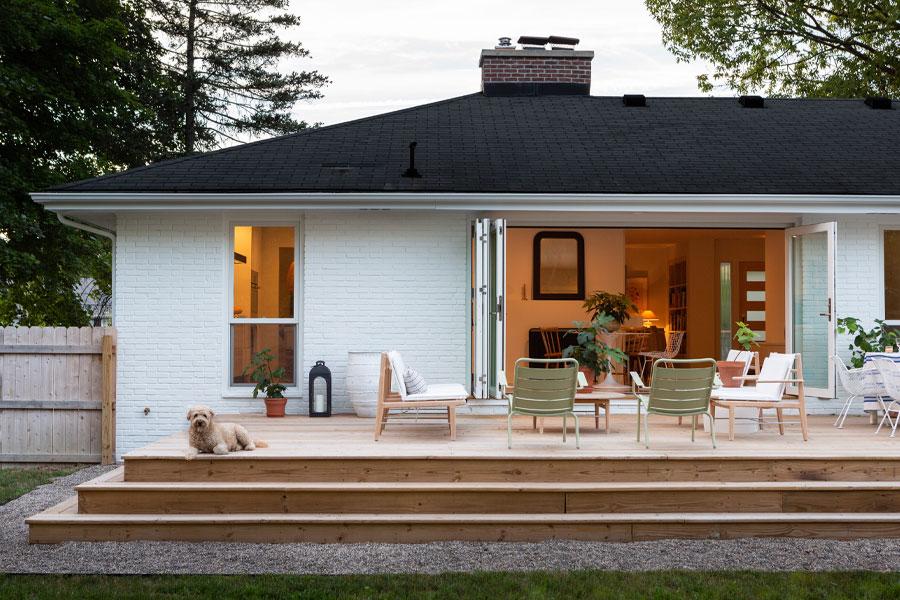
left=288, top=0, right=710, bottom=126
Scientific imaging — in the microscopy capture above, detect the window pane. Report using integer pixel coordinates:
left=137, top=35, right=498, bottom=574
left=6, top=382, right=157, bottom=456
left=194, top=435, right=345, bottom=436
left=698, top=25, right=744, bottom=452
left=233, top=226, right=295, bottom=318
left=886, top=231, right=900, bottom=321
left=746, top=290, right=766, bottom=302
left=231, top=324, right=296, bottom=385
left=746, top=270, right=766, bottom=282
left=719, top=262, right=732, bottom=360
left=746, top=310, right=766, bottom=322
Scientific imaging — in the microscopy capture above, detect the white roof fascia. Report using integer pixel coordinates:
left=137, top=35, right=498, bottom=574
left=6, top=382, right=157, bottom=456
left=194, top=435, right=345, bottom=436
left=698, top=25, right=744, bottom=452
left=31, top=192, right=900, bottom=214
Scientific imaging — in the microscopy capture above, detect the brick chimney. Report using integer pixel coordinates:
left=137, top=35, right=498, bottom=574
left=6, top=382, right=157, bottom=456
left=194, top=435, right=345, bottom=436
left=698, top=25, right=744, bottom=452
left=479, top=35, right=593, bottom=97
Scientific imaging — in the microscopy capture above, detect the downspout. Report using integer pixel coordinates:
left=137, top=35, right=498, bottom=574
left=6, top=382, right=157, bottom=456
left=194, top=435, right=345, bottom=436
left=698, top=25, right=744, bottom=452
left=56, top=213, right=116, bottom=325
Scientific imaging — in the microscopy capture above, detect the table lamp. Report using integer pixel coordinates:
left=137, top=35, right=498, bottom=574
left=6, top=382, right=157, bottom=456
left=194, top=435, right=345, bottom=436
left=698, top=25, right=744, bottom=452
left=640, top=309, right=659, bottom=327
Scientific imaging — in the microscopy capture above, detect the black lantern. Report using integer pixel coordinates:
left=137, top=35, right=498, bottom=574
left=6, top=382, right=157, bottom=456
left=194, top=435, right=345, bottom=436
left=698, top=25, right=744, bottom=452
left=308, top=361, right=332, bottom=417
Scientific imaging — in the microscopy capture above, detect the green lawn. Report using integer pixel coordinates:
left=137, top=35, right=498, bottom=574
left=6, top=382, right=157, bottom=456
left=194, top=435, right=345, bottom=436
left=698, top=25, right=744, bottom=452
left=0, top=572, right=898, bottom=599
left=0, top=466, right=79, bottom=505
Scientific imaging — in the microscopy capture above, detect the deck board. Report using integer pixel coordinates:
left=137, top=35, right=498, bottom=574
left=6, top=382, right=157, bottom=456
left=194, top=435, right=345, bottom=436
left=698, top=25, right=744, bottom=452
left=127, top=414, right=900, bottom=460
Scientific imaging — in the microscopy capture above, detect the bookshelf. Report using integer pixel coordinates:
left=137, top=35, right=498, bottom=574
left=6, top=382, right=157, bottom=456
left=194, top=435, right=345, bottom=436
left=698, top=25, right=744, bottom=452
left=668, top=259, right=687, bottom=356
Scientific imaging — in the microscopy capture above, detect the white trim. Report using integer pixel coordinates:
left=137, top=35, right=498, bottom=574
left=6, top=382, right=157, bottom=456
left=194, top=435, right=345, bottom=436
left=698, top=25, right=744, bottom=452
left=881, top=226, right=900, bottom=325
left=32, top=192, right=900, bottom=214
left=223, top=218, right=303, bottom=399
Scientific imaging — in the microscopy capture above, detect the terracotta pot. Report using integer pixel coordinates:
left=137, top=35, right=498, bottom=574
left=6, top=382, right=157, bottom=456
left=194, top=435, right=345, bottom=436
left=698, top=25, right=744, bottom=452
left=264, top=397, right=287, bottom=417
left=716, top=361, right=745, bottom=388
left=579, top=367, right=596, bottom=392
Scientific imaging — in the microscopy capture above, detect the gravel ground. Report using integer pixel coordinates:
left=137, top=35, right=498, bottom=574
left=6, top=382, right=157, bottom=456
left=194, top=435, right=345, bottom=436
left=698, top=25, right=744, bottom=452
left=2, top=466, right=900, bottom=574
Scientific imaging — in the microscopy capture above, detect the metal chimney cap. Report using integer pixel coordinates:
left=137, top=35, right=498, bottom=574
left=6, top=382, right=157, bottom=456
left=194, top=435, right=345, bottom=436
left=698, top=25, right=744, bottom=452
left=496, top=36, right=513, bottom=48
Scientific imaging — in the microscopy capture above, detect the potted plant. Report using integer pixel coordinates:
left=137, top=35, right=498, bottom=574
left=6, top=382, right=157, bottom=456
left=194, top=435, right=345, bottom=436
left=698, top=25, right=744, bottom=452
left=243, top=348, right=288, bottom=417
left=717, top=321, right=758, bottom=388
left=837, top=317, right=899, bottom=368
left=563, top=313, right=628, bottom=391
left=582, top=292, right=637, bottom=332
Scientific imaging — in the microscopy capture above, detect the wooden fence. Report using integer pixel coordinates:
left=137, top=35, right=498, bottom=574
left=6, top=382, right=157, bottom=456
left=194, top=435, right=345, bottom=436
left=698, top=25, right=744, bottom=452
left=0, top=327, right=116, bottom=464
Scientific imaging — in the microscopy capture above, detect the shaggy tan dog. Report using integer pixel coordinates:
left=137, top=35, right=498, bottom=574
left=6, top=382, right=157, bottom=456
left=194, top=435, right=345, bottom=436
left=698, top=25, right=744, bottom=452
left=186, top=405, right=268, bottom=458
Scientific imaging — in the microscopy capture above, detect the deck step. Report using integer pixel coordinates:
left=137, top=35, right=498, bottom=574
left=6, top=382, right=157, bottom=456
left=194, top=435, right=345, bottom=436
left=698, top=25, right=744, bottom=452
left=28, top=499, right=900, bottom=543
left=76, top=473, right=900, bottom=515
left=122, top=455, right=900, bottom=483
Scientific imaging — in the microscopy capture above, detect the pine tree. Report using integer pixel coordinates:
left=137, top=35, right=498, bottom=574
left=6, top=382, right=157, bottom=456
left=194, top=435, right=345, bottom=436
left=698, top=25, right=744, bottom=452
left=149, top=0, right=329, bottom=152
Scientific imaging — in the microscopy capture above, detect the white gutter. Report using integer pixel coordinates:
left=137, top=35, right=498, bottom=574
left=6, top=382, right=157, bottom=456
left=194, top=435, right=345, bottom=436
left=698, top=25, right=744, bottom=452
left=56, top=214, right=116, bottom=325
left=32, top=192, right=900, bottom=214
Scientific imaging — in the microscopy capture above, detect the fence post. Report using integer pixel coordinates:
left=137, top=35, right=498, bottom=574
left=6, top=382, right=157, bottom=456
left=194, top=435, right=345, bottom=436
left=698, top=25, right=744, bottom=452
left=101, top=334, right=116, bottom=465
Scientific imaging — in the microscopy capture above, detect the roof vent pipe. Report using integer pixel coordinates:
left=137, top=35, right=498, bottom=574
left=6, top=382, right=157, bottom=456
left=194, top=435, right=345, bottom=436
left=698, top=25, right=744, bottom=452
left=402, top=142, right=421, bottom=178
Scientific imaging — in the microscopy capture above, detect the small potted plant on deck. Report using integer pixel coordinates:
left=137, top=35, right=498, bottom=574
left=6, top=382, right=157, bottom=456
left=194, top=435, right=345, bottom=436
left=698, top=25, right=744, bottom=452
left=563, top=313, right=628, bottom=391
left=244, top=349, right=288, bottom=417
left=717, top=321, right=758, bottom=388
left=582, top=291, right=637, bottom=332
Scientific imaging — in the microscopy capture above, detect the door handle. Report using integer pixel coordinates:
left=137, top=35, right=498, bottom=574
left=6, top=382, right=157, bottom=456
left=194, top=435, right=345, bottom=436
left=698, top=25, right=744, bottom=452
left=818, top=298, right=832, bottom=321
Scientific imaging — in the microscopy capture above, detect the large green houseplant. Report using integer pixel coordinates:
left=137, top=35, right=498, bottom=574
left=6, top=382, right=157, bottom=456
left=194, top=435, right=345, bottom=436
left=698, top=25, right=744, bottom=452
left=563, top=313, right=628, bottom=391
left=582, top=292, right=637, bottom=331
left=243, top=348, right=288, bottom=417
left=837, top=317, right=899, bottom=368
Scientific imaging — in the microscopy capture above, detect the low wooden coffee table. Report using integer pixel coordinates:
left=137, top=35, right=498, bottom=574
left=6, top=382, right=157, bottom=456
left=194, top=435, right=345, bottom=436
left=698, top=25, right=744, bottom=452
left=575, top=390, right=629, bottom=432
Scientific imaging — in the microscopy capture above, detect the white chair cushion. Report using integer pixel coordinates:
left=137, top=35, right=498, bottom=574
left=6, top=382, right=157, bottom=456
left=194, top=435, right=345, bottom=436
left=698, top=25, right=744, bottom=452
left=403, top=368, right=428, bottom=395
left=759, top=353, right=795, bottom=399
left=404, top=383, right=469, bottom=402
left=387, top=350, right=408, bottom=398
left=712, top=387, right=778, bottom=402
left=725, top=350, right=755, bottom=382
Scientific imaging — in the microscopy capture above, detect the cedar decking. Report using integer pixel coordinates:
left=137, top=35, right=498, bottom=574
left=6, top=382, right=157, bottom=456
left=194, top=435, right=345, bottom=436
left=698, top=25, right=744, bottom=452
left=27, top=414, right=900, bottom=543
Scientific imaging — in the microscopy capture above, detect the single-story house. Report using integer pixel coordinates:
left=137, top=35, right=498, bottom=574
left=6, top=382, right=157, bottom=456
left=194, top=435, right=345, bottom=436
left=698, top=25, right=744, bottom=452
left=33, top=37, right=900, bottom=457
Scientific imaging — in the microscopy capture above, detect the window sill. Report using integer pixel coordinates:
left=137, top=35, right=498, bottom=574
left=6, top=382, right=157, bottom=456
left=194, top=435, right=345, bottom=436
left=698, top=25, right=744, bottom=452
left=221, top=388, right=302, bottom=400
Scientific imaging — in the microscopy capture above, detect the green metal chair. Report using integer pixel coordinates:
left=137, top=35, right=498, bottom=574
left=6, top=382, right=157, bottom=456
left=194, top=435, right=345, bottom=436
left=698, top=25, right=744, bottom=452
left=630, top=358, right=717, bottom=449
left=507, top=358, right=580, bottom=449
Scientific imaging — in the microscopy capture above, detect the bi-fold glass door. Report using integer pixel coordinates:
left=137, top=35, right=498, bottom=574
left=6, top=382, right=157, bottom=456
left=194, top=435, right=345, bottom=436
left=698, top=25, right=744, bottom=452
left=472, top=218, right=506, bottom=399
left=786, top=222, right=836, bottom=398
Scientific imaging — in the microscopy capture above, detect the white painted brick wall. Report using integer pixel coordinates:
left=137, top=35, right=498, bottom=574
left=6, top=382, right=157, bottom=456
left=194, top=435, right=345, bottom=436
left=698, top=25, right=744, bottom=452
left=114, top=211, right=470, bottom=456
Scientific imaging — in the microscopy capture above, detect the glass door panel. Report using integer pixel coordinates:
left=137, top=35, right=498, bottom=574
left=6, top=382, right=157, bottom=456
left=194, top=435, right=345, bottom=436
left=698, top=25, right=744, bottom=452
left=786, top=223, right=835, bottom=397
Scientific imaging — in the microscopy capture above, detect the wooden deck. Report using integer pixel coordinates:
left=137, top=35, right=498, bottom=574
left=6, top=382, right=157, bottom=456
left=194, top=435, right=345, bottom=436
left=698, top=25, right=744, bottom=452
left=27, top=414, right=900, bottom=544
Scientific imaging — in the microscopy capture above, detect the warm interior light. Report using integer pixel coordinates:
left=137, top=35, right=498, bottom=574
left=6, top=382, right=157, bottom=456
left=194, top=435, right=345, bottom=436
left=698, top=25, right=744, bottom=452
left=640, top=309, right=659, bottom=327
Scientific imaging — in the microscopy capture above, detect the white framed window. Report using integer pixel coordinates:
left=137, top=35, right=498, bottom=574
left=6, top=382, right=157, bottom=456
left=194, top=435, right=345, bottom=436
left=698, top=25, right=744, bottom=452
left=226, top=222, right=301, bottom=390
left=884, top=227, right=900, bottom=324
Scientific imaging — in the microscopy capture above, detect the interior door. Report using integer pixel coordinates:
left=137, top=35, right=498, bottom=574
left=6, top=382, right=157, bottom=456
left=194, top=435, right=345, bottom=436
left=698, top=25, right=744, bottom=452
left=786, top=223, right=836, bottom=397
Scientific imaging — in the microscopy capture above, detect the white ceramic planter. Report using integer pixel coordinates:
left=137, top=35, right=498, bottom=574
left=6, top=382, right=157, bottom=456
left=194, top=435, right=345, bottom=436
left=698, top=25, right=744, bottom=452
left=346, top=351, right=382, bottom=418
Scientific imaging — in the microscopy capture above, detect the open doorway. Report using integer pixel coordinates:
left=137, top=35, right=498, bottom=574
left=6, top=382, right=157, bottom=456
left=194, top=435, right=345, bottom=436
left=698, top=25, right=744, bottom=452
left=497, top=227, right=787, bottom=392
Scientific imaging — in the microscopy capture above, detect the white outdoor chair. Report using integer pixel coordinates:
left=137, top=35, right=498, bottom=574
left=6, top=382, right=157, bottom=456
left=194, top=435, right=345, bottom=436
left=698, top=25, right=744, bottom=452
left=873, top=359, right=900, bottom=438
left=711, top=352, right=808, bottom=441
left=834, top=355, right=893, bottom=430
left=638, top=330, right=685, bottom=381
left=373, top=351, right=468, bottom=441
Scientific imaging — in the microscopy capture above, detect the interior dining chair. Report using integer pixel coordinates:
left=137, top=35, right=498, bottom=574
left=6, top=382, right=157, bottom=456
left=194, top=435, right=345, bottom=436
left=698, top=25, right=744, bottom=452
left=539, top=328, right=563, bottom=367
left=638, top=330, right=685, bottom=381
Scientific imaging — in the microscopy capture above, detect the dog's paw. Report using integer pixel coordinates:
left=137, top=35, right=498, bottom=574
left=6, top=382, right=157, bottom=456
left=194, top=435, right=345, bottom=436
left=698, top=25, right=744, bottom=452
left=243, top=443, right=256, bottom=451
left=185, top=448, right=198, bottom=461
left=212, top=443, right=230, bottom=455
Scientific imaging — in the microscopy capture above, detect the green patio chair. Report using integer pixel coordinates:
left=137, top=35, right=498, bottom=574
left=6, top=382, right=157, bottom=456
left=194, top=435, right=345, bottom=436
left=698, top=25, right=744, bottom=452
left=507, top=358, right=580, bottom=449
left=630, top=358, right=717, bottom=449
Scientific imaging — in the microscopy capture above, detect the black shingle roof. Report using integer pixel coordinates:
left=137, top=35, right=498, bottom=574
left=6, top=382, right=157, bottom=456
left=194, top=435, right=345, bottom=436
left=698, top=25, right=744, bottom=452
left=51, top=94, right=900, bottom=195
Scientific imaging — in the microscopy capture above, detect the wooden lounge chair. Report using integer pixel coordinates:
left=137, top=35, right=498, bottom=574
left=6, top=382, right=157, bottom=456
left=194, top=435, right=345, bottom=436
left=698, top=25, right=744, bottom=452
left=711, top=352, right=808, bottom=441
left=630, top=358, right=717, bottom=449
left=507, top=358, right=580, bottom=449
left=373, top=351, right=467, bottom=441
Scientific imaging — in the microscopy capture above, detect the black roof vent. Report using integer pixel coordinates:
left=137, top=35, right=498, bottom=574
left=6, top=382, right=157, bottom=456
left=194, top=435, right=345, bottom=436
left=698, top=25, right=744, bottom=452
left=865, top=96, right=892, bottom=110
left=401, top=142, right=421, bottom=178
left=623, top=94, right=646, bottom=107
left=739, top=95, right=765, bottom=108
